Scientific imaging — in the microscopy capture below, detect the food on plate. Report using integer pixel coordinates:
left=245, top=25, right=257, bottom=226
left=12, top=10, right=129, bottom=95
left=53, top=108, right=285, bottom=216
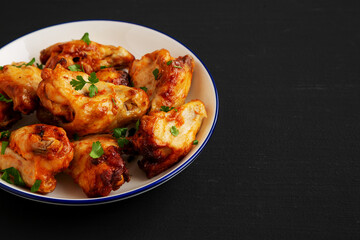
left=37, top=64, right=149, bottom=136
left=0, top=61, right=42, bottom=114
left=0, top=32, right=206, bottom=198
left=130, top=100, right=207, bottom=178
left=0, top=124, right=73, bottom=193
left=129, top=48, right=195, bottom=112
left=40, top=34, right=135, bottom=74
left=68, top=134, right=130, bottom=197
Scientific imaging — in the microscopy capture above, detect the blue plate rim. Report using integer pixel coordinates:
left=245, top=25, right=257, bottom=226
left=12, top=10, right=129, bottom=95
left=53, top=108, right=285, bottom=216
left=0, top=20, right=219, bottom=205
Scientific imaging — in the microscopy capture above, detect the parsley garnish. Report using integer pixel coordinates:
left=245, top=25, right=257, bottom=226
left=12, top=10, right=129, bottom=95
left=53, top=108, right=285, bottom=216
left=13, top=58, right=36, bottom=68
left=36, top=63, right=43, bottom=69
left=166, top=60, right=172, bottom=66
left=170, top=126, right=179, bottom=137
left=152, top=68, right=160, bottom=80
left=0, top=66, right=3, bottom=70
left=140, top=86, right=148, bottom=92
left=135, top=119, right=140, bottom=131
left=193, top=140, right=198, bottom=145
left=117, top=138, right=129, bottom=148
left=0, top=167, right=25, bottom=186
left=81, top=32, right=91, bottom=45
left=73, top=133, right=80, bottom=141
left=100, top=65, right=113, bottom=69
left=89, top=141, right=104, bottom=159
left=173, top=65, right=182, bottom=69
left=1, top=141, right=8, bottom=155
left=70, top=72, right=99, bottom=97
left=113, top=128, right=129, bottom=148
left=0, top=130, right=10, bottom=138
left=31, top=179, right=41, bottom=192
left=112, top=97, right=116, bottom=106
left=160, top=106, right=177, bottom=112
left=68, top=64, right=84, bottom=72
left=0, top=93, right=12, bottom=103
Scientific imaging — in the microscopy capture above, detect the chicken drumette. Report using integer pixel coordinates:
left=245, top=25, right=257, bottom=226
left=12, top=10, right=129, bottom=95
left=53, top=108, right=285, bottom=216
left=68, top=134, right=130, bottom=197
left=0, top=124, right=74, bottom=193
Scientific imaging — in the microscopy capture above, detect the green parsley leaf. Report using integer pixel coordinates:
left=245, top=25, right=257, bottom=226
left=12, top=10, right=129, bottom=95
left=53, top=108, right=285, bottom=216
left=0, top=93, right=12, bottom=103
left=70, top=75, right=87, bottom=90
left=117, top=138, right=129, bottom=148
left=68, top=64, right=83, bottom=72
left=170, top=126, right=179, bottom=137
left=0, top=167, right=25, bottom=186
left=31, top=179, right=41, bottom=192
left=193, top=140, right=199, bottom=145
left=112, top=97, right=116, bottom=106
left=36, top=63, right=43, bottom=70
left=89, top=141, right=104, bottom=159
left=113, top=128, right=127, bottom=138
left=81, top=32, right=91, bottom=45
left=166, top=60, right=172, bottom=66
left=73, top=133, right=80, bottom=141
left=129, top=80, right=134, bottom=87
left=160, top=106, right=177, bottom=112
left=152, top=68, right=160, bottom=80
left=88, top=72, right=99, bottom=84
left=88, top=84, right=98, bottom=98
left=0, top=66, right=3, bottom=70
left=100, top=65, right=113, bottom=69
left=173, top=65, right=182, bottom=69
left=140, top=86, right=148, bottom=92
left=26, top=58, right=35, bottom=66
left=135, top=119, right=140, bottom=131
left=1, top=141, right=8, bottom=155
left=0, top=130, right=10, bottom=139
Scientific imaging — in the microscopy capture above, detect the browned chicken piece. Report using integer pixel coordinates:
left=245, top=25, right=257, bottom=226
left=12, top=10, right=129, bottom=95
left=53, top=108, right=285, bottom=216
left=68, top=134, right=130, bottom=198
left=0, top=124, right=74, bottom=193
left=0, top=100, right=21, bottom=129
left=129, top=49, right=195, bottom=112
left=96, top=67, right=130, bottom=86
left=40, top=40, right=135, bottom=74
left=37, top=64, right=149, bottom=136
left=130, top=100, right=207, bottom=178
left=0, top=63, right=42, bottom=114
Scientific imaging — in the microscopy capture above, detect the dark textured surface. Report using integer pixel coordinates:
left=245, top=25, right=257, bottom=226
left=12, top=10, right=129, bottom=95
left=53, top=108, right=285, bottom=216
left=1, top=1, right=360, bottom=239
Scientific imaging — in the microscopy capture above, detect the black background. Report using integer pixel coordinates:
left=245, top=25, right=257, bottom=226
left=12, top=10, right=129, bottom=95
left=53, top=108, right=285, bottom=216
left=1, top=1, right=360, bottom=239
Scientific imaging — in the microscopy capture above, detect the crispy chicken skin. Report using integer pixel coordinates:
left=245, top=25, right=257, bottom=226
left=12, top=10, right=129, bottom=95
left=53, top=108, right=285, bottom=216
left=96, top=67, right=130, bottom=86
left=68, top=134, right=130, bottom=197
left=0, top=124, right=74, bottom=193
left=40, top=40, right=135, bottom=74
left=0, top=63, right=42, bottom=114
left=129, top=49, right=195, bottom=112
left=37, top=64, right=149, bottom=136
left=131, top=100, right=207, bottom=178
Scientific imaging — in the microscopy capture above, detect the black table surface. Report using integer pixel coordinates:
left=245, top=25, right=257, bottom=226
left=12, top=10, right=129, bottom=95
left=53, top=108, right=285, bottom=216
left=1, top=1, right=360, bottom=239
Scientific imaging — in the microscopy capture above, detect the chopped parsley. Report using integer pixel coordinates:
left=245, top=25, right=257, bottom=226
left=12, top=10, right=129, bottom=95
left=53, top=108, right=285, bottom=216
left=160, top=106, right=177, bottom=112
left=152, top=68, right=160, bottom=80
left=13, top=58, right=36, bottom=68
left=193, top=140, right=199, bottom=145
left=0, top=167, right=25, bottom=186
left=0, top=93, right=12, bottom=103
left=0, top=130, right=10, bottom=139
left=112, top=97, right=116, bottom=106
left=140, top=86, right=148, bottom=92
left=113, top=128, right=129, bottom=148
left=166, top=60, right=172, bottom=65
left=70, top=72, right=99, bottom=97
left=170, top=126, right=179, bottom=137
left=173, top=65, right=182, bottom=69
left=1, top=141, right=8, bottom=155
left=36, top=63, right=44, bottom=70
left=0, top=66, right=3, bottom=70
left=89, top=141, right=104, bottom=159
left=68, top=64, right=84, bottom=72
left=31, top=179, right=42, bottom=192
left=135, top=119, right=140, bottom=131
left=100, top=65, right=113, bottom=69
left=81, top=32, right=91, bottom=45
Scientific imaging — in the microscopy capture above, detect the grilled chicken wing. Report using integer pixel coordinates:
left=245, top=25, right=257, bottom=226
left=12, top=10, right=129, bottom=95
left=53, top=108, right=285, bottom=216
left=96, top=67, right=130, bottom=86
left=129, top=49, right=195, bottom=112
left=37, top=64, right=149, bottom=136
left=68, top=134, right=130, bottom=197
left=0, top=124, right=74, bottom=193
left=40, top=40, right=134, bottom=74
left=131, top=100, right=207, bottom=178
left=0, top=63, right=42, bottom=114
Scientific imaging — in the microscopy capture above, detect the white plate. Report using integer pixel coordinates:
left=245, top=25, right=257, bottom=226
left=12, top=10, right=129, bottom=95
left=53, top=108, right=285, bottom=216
left=0, top=20, right=219, bottom=205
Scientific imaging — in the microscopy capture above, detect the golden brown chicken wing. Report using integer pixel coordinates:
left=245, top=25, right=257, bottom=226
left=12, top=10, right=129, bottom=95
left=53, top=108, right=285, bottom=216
left=37, top=64, right=149, bottom=136
left=130, top=100, right=207, bottom=178
left=129, top=49, right=195, bottom=112
left=96, top=67, right=130, bottom=86
left=0, top=100, right=21, bottom=129
left=0, top=63, right=42, bottom=114
left=0, top=124, right=74, bottom=193
left=40, top=40, right=134, bottom=74
left=68, top=134, right=130, bottom=198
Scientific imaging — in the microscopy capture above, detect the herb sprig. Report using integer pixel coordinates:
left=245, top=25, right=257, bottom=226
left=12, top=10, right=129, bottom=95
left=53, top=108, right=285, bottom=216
left=70, top=72, right=99, bottom=97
